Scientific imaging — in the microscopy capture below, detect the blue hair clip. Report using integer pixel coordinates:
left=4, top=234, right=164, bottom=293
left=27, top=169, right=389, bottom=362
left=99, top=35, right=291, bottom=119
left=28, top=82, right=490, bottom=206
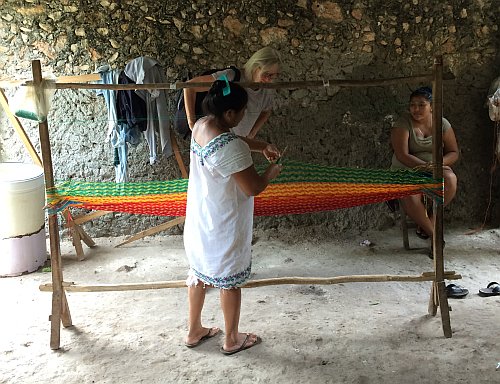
left=220, top=74, right=231, bottom=96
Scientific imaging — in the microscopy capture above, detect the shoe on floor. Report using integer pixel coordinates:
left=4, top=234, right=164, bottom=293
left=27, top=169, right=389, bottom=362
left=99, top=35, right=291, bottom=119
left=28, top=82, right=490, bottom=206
left=445, top=284, right=468, bottom=298
left=220, top=333, right=261, bottom=356
left=416, top=226, right=430, bottom=240
left=185, top=327, right=220, bottom=348
left=478, top=282, right=500, bottom=297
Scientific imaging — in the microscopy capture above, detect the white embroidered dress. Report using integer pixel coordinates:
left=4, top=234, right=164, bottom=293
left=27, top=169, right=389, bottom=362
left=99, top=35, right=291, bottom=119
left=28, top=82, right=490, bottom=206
left=184, top=123, right=254, bottom=289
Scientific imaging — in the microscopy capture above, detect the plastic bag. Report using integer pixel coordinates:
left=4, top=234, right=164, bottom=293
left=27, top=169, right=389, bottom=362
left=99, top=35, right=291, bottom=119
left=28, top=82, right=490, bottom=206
left=487, top=89, right=500, bottom=122
left=11, top=79, right=55, bottom=122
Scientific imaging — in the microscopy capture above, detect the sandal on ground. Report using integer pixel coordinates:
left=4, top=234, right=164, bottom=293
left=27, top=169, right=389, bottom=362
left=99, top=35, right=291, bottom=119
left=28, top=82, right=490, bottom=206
left=220, top=333, right=261, bottom=356
left=185, top=327, right=221, bottom=348
left=416, top=226, right=430, bottom=240
left=478, top=282, right=500, bottom=297
left=445, top=284, right=468, bottom=299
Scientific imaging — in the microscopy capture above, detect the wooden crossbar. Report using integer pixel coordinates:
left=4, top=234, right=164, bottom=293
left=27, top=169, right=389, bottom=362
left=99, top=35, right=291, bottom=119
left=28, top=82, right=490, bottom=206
left=38, top=271, right=462, bottom=292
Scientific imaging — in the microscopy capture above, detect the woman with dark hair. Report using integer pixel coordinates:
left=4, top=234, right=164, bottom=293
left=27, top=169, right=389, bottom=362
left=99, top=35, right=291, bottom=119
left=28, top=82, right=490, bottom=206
left=183, top=79, right=282, bottom=355
left=391, top=87, right=459, bottom=245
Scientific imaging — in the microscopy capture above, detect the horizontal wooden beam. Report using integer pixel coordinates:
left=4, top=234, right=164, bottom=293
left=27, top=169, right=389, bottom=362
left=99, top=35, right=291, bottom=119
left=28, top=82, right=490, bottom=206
left=39, top=271, right=461, bottom=292
left=2, top=73, right=436, bottom=91
left=49, top=74, right=435, bottom=91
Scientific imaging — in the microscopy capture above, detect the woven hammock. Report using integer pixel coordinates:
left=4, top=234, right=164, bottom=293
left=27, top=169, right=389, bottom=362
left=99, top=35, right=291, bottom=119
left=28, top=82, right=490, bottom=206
left=46, top=161, right=443, bottom=217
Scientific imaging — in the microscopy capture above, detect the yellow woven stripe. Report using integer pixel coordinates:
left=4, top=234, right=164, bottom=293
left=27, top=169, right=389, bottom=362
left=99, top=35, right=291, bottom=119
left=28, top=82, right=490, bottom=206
left=63, top=192, right=187, bottom=204
left=260, top=182, right=440, bottom=198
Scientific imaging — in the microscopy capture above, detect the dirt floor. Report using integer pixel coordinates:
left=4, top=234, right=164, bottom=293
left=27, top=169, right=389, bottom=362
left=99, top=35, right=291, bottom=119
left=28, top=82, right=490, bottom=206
left=1, top=225, right=500, bottom=384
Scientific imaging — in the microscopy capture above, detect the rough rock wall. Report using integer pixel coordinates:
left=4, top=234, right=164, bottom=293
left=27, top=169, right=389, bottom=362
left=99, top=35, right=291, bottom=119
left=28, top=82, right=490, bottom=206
left=0, top=0, right=499, bottom=237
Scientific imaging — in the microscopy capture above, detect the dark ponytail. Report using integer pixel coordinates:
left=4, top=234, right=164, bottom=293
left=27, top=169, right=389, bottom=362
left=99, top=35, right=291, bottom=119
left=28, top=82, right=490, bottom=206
left=202, top=80, right=248, bottom=119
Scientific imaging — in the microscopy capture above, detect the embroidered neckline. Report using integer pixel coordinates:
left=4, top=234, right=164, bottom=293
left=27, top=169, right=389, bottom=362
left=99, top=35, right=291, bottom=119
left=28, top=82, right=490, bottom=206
left=191, top=132, right=239, bottom=165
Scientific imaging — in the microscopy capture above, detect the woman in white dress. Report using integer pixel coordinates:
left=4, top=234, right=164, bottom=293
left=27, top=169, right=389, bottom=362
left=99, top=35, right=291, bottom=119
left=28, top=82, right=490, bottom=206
left=183, top=79, right=282, bottom=355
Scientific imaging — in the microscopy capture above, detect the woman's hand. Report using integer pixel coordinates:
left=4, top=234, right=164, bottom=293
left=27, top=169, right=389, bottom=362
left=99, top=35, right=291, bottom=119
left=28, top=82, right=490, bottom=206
left=263, top=144, right=280, bottom=162
left=265, top=163, right=282, bottom=181
left=413, top=162, right=435, bottom=172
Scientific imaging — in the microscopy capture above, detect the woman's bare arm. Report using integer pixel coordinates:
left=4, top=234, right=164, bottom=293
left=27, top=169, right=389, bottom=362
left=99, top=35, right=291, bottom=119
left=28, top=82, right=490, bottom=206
left=391, top=126, right=427, bottom=168
left=232, top=164, right=282, bottom=196
left=183, top=74, right=214, bottom=130
left=247, top=110, right=272, bottom=139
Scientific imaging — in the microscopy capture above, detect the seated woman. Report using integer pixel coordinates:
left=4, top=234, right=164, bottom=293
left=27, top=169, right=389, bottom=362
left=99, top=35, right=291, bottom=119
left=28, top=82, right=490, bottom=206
left=390, top=86, right=459, bottom=242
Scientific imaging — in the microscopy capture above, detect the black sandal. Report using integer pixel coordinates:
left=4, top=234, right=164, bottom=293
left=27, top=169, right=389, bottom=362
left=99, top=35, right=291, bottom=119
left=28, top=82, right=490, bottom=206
left=416, top=226, right=430, bottom=240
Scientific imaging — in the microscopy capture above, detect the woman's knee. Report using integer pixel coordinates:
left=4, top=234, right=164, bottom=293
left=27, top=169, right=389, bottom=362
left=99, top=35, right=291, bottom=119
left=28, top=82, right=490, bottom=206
left=443, top=170, right=457, bottom=203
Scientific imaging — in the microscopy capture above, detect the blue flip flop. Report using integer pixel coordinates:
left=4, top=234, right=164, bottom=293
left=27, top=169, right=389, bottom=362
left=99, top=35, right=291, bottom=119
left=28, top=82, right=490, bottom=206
left=478, top=282, right=500, bottom=297
left=445, top=284, right=468, bottom=299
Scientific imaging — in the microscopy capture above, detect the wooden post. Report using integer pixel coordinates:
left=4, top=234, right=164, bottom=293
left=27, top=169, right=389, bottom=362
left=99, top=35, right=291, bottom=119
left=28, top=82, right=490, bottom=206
left=429, top=55, right=452, bottom=338
left=32, top=60, right=72, bottom=349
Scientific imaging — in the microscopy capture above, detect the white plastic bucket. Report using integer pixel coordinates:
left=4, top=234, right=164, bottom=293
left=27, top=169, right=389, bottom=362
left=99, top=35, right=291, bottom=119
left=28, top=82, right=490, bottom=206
left=0, top=162, right=47, bottom=276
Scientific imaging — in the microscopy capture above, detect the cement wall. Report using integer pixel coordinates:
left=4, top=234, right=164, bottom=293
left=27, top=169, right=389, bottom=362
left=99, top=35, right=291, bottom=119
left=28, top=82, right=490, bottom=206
left=1, top=0, right=499, bottom=237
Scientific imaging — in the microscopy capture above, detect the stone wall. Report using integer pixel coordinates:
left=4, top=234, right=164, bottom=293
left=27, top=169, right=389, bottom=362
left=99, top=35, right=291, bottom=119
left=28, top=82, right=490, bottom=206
left=1, top=0, right=499, bottom=237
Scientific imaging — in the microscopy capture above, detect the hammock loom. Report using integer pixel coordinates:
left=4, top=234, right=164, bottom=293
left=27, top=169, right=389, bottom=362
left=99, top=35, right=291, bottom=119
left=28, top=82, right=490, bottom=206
left=17, top=58, right=453, bottom=349
left=46, top=160, right=443, bottom=216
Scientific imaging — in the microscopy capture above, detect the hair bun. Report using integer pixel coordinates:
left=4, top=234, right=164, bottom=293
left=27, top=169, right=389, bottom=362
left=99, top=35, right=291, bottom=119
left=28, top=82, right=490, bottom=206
left=210, top=80, right=226, bottom=96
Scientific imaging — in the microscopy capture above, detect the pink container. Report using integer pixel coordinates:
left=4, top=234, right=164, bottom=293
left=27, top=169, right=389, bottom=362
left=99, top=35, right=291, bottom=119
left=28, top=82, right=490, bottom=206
left=0, top=163, right=47, bottom=277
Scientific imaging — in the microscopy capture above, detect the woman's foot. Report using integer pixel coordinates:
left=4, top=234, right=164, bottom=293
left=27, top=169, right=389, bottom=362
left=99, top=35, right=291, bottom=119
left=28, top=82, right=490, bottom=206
left=221, top=333, right=261, bottom=355
left=185, top=326, right=221, bottom=348
left=416, top=226, right=430, bottom=240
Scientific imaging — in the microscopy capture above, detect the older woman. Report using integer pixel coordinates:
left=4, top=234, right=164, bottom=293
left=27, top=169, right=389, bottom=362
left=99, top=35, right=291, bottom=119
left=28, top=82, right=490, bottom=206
left=391, top=87, right=459, bottom=242
left=183, top=46, right=282, bottom=138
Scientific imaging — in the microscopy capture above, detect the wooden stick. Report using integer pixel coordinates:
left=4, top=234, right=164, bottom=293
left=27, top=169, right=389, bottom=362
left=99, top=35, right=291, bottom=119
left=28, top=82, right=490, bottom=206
left=115, top=216, right=185, bottom=248
left=3, top=72, right=450, bottom=90
left=0, top=89, right=42, bottom=166
left=170, top=129, right=188, bottom=178
left=32, top=59, right=71, bottom=350
left=73, top=210, right=112, bottom=225
left=75, top=224, right=96, bottom=248
left=39, top=271, right=462, bottom=292
left=47, top=75, right=434, bottom=91
left=430, top=55, right=452, bottom=338
left=0, top=73, right=101, bottom=88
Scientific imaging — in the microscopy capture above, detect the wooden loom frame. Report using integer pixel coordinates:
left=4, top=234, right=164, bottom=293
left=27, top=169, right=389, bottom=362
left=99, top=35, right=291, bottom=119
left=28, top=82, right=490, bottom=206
left=1, top=57, right=456, bottom=350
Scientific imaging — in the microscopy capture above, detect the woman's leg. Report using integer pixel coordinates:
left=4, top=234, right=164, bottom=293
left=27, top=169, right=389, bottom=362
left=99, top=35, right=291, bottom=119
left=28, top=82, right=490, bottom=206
left=185, top=284, right=211, bottom=344
left=443, top=168, right=457, bottom=206
left=220, top=288, right=259, bottom=351
left=401, top=169, right=456, bottom=241
left=400, top=194, right=434, bottom=237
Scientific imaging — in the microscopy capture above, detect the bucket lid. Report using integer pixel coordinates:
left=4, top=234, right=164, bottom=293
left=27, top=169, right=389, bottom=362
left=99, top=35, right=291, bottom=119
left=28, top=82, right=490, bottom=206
left=0, top=163, right=44, bottom=184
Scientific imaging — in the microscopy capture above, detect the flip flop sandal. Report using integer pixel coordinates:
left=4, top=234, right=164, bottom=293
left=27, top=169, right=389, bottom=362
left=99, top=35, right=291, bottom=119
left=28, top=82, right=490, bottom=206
left=445, top=284, right=469, bottom=299
left=478, top=282, right=500, bottom=297
left=416, top=226, right=430, bottom=240
left=220, top=333, right=262, bottom=356
left=185, top=327, right=220, bottom=348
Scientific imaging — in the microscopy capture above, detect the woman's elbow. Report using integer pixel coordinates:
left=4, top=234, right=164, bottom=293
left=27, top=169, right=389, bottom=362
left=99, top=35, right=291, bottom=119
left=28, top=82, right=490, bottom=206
left=245, top=184, right=267, bottom=197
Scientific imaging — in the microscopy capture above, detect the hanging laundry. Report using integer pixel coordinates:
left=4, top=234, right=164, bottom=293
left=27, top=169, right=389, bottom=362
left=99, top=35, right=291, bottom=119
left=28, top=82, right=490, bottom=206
left=116, top=71, right=148, bottom=132
left=97, top=65, right=141, bottom=183
left=124, top=56, right=173, bottom=164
